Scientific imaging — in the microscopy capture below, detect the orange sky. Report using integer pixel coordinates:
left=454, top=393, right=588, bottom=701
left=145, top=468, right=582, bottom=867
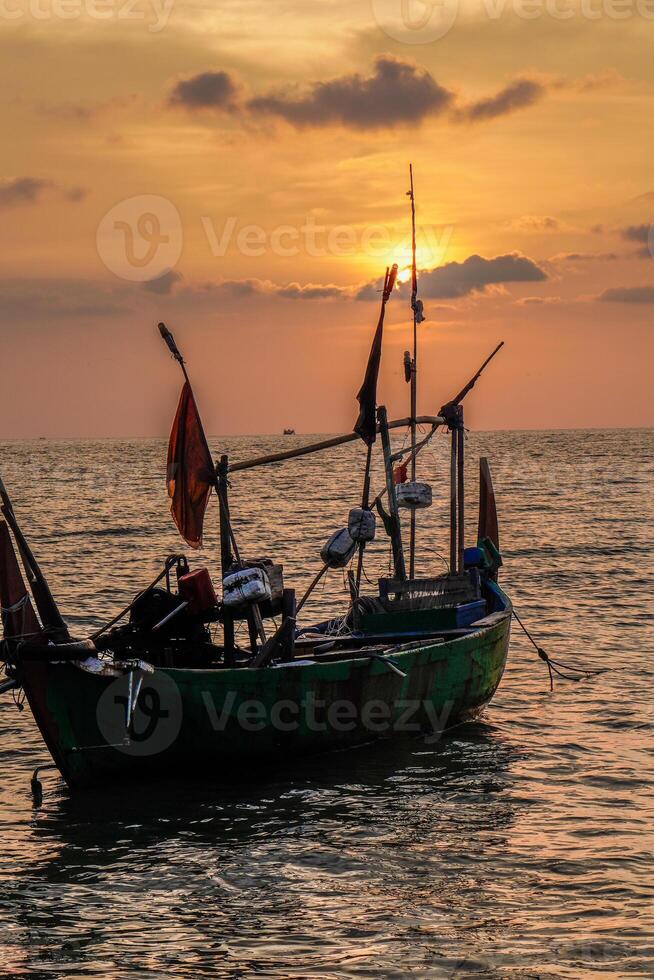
left=0, top=0, right=653, bottom=436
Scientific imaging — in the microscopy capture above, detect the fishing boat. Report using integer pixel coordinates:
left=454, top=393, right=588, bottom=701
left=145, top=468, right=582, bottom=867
left=0, top=170, right=512, bottom=792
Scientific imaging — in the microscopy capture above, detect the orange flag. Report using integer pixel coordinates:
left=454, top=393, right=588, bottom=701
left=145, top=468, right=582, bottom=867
left=166, top=382, right=215, bottom=549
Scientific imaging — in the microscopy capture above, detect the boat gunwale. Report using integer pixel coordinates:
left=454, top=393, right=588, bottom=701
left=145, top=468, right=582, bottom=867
left=132, top=599, right=513, bottom=681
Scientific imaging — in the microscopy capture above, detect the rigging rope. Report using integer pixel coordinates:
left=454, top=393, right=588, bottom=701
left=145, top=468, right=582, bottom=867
left=512, top=608, right=610, bottom=691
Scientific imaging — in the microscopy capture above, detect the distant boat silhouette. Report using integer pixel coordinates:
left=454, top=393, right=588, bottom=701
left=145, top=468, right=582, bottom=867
left=283, top=428, right=295, bottom=435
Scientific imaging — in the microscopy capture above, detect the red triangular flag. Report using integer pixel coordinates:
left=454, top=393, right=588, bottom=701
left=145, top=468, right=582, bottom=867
left=393, top=461, right=408, bottom=485
left=166, top=381, right=215, bottom=549
left=478, top=457, right=499, bottom=551
left=0, top=519, right=41, bottom=640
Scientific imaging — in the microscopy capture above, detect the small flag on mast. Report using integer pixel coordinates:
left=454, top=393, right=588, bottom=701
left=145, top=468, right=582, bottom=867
left=354, top=264, right=398, bottom=446
left=166, top=381, right=215, bottom=549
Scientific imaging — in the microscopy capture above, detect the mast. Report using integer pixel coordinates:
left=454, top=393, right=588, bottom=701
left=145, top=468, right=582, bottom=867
left=457, top=418, right=465, bottom=573
left=217, top=455, right=236, bottom=666
left=439, top=342, right=505, bottom=574
left=449, top=426, right=457, bottom=572
left=445, top=404, right=464, bottom=574
left=406, top=164, right=424, bottom=579
left=378, top=405, right=406, bottom=580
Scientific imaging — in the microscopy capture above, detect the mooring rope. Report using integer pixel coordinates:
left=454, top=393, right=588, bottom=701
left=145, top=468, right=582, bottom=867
left=512, top=608, right=610, bottom=691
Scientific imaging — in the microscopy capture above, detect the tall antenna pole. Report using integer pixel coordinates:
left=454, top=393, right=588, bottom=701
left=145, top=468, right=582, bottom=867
left=406, top=164, right=424, bottom=578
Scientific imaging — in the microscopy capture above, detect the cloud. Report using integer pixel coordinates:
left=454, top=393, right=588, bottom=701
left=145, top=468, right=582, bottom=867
left=276, top=282, right=353, bottom=299
left=64, top=186, right=89, bottom=203
left=550, top=251, right=618, bottom=262
left=596, top=285, right=654, bottom=304
left=165, top=61, right=558, bottom=132
left=185, top=277, right=355, bottom=300
left=0, top=177, right=52, bottom=208
left=0, top=176, right=89, bottom=208
left=141, top=269, right=184, bottom=295
left=398, top=252, right=547, bottom=300
left=169, top=70, right=240, bottom=110
left=247, top=57, right=454, bottom=130
left=618, top=225, right=652, bottom=258
left=620, top=224, right=651, bottom=244
left=455, top=78, right=545, bottom=123
left=516, top=295, right=561, bottom=306
left=573, top=69, right=624, bottom=93
left=508, top=215, right=561, bottom=232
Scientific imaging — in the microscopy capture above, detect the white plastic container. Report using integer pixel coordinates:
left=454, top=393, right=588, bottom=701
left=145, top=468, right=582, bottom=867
left=223, top=567, right=272, bottom=607
left=320, top=528, right=356, bottom=568
left=396, top=482, right=433, bottom=509
left=348, top=507, right=376, bottom=543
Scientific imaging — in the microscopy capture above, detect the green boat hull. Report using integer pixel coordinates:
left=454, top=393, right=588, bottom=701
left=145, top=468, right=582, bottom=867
left=19, top=601, right=512, bottom=790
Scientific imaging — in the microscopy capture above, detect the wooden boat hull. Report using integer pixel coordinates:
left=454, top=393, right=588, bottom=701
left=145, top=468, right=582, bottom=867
left=19, top=601, right=511, bottom=790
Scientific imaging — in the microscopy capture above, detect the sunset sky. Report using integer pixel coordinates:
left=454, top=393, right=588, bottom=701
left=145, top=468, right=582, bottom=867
left=1, top=0, right=653, bottom=436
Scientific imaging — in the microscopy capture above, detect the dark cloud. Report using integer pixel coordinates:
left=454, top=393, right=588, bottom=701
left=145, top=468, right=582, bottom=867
left=456, top=78, right=545, bottom=123
left=399, top=253, right=547, bottom=300
left=169, top=71, right=239, bottom=110
left=64, top=186, right=89, bottom=203
left=184, top=277, right=353, bottom=300
left=247, top=57, right=453, bottom=130
left=355, top=281, right=384, bottom=302
left=166, top=62, right=555, bottom=132
left=620, top=224, right=651, bottom=244
left=551, top=251, right=618, bottom=262
left=596, top=285, right=654, bottom=304
left=141, top=269, right=184, bottom=295
left=0, top=177, right=89, bottom=208
left=0, top=177, right=52, bottom=208
left=617, top=225, right=652, bottom=259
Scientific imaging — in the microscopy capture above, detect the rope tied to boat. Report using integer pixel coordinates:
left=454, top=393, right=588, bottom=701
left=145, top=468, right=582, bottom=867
left=512, top=608, right=609, bottom=691
left=0, top=593, right=30, bottom=615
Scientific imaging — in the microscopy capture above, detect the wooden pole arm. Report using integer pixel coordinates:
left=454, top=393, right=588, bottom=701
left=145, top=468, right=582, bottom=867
left=228, top=415, right=445, bottom=473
